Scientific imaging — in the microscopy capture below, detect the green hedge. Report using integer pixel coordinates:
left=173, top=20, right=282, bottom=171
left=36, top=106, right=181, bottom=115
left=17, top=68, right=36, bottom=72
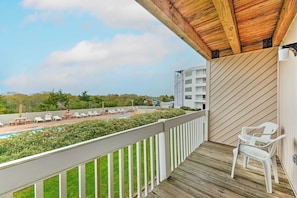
left=0, top=109, right=185, bottom=164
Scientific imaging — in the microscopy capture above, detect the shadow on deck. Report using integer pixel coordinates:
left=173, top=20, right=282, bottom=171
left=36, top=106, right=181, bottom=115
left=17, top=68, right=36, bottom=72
left=147, top=141, right=295, bottom=198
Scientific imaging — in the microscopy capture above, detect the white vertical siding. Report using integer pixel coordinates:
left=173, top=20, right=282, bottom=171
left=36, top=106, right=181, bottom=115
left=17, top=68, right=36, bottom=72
left=279, top=14, right=297, bottom=196
left=208, top=48, right=278, bottom=146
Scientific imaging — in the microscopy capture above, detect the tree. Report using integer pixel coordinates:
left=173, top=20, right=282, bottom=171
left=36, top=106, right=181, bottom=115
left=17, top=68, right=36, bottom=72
left=0, top=95, right=8, bottom=113
left=46, top=90, right=69, bottom=110
left=78, top=91, right=90, bottom=102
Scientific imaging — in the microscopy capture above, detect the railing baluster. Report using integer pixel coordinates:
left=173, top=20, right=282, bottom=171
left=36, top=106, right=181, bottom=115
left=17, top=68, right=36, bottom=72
left=190, top=120, right=194, bottom=152
left=79, top=164, right=86, bottom=198
left=180, top=124, right=184, bottom=162
left=173, top=127, right=177, bottom=169
left=119, top=149, right=124, bottom=198
left=150, top=136, right=154, bottom=190
left=59, top=171, right=67, bottom=198
left=170, top=128, right=174, bottom=171
left=136, top=141, right=142, bottom=198
left=95, top=158, right=100, bottom=198
left=128, top=145, right=133, bottom=198
left=34, top=181, right=43, bottom=198
left=185, top=123, right=190, bottom=156
left=177, top=125, right=181, bottom=165
left=108, top=153, right=114, bottom=198
left=155, top=134, right=160, bottom=185
left=183, top=124, right=187, bottom=161
left=143, top=139, right=148, bottom=196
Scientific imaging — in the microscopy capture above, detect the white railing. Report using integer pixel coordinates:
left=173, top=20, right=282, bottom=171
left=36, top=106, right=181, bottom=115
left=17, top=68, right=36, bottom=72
left=0, top=110, right=208, bottom=198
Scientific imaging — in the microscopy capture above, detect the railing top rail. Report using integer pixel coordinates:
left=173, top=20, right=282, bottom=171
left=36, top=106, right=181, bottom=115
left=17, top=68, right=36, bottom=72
left=163, top=111, right=206, bottom=130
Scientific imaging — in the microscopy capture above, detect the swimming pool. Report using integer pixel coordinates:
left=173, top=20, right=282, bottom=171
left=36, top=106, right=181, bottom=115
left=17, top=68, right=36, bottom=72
left=0, top=128, right=45, bottom=139
left=0, top=132, right=17, bottom=139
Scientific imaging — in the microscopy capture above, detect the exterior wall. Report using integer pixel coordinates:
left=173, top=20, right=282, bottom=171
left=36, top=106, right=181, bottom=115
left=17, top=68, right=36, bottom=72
left=279, top=14, right=297, bottom=195
left=208, top=48, right=278, bottom=146
left=174, top=66, right=206, bottom=109
left=174, top=71, right=184, bottom=108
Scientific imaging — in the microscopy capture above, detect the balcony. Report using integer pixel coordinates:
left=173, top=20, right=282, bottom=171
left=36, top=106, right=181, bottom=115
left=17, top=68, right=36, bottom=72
left=146, top=141, right=295, bottom=197
left=0, top=110, right=294, bottom=197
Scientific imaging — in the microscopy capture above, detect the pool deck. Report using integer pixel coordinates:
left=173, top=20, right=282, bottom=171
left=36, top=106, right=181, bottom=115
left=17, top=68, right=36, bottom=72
left=0, top=112, right=134, bottom=135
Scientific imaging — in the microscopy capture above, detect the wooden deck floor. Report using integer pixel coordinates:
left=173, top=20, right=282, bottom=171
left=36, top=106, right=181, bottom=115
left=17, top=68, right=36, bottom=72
left=147, top=141, right=295, bottom=198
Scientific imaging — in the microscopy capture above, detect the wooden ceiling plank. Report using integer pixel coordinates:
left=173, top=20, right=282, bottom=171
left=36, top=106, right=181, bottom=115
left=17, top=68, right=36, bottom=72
left=272, top=0, right=297, bottom=46
left=212, top=0, right=241, bottom=54
left=135, top=0, right=212, bottom=60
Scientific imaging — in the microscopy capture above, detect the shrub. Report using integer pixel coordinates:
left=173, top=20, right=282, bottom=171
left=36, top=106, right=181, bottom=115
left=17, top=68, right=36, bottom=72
left=0, top=108, right=185, bottom=164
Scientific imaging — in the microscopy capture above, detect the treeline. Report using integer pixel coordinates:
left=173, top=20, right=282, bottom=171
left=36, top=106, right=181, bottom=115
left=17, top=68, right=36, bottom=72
left=0, top=90, right=174, bottom=114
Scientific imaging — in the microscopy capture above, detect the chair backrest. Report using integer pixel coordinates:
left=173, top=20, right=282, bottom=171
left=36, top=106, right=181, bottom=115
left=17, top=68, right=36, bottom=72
left=266, top=134, right=286, bottom=158
left=259, top=122, right=278, bottom=140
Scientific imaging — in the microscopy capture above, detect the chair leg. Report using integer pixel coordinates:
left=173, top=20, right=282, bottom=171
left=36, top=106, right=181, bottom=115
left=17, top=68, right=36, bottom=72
left=231, top=148, right=238, bottom=178
left=243, top=156, right=249, bottom=168
left=271, top=156, right=279, bottom=183
left=263, top=160, right=272, bottom=193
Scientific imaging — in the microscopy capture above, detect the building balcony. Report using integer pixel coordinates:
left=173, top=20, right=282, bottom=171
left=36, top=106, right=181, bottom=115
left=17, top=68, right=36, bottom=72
left=0, top=110, right=294, bottom=197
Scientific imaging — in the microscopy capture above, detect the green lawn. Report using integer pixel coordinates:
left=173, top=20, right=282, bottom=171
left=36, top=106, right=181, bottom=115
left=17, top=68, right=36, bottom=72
left=14, top=140, right=156, bottom=198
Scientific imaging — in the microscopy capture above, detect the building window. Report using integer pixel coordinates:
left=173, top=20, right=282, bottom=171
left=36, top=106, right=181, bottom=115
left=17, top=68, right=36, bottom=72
left=203, top=95, right=206, bottom=100
left=185, top=95, right=192, bottom=99
left=184, top=71, right=192, bottom=77
left=185, top=87, right=192, bottom=92
left=185, top=79, right=192, bottom=84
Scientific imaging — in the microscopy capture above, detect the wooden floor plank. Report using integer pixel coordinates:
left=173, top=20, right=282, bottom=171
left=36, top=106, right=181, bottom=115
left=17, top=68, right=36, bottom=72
left=146, top=141, right=295, bottom=198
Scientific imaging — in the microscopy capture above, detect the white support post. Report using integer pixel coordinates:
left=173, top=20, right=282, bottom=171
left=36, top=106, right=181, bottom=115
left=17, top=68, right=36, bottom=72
left=204, top=110, right=209, bottom=141
left=158, top=119, right=171, bottom=182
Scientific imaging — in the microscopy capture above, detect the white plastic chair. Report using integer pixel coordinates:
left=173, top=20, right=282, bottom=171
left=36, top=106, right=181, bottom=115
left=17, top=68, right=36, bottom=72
left=34, top=117, right=44, bottom=123
left=238, top=122, right=278, bottom=145
left=44, top=113, right=52, bottom=121
left=53, top=115, right=62, bottom=121
left=231, top=134, right=286, bottom=193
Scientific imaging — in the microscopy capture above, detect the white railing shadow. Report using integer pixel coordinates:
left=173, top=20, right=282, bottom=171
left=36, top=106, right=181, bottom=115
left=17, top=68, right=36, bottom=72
left=0, top=110, right=208, bottom=198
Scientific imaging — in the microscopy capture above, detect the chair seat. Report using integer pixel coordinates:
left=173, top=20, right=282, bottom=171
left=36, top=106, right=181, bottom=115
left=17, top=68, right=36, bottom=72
left=234, top=146, right=268, bottom=160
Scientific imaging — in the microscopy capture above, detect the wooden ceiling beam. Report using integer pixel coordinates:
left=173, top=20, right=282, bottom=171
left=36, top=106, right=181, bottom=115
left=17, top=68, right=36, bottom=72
left=212, top=0, right=241, bottom=54
left=272, top=0, right=297, bottom=46
left=136, top=0, right=212, bottom=60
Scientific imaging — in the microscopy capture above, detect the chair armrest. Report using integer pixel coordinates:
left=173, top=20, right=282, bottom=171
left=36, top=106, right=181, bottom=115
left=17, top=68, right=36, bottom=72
left=239, top=139, right=275, bottom=149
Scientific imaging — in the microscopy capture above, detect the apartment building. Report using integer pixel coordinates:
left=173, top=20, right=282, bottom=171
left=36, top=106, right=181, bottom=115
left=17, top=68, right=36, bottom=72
left=174, top=65, right=206, bottom=109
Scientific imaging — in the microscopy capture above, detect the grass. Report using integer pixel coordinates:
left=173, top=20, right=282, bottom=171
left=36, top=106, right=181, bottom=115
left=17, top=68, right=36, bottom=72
left=14, top=139, right=156, bottom=197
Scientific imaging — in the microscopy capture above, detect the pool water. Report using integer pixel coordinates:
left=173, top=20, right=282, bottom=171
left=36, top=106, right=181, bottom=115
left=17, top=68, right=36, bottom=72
left=0, top=127, right=63, bottom=139
left=0, top=132, right=17, bottom=139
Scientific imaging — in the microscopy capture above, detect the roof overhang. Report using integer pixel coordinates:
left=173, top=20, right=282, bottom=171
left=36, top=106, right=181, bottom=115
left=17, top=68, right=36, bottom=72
left=136, top=0, right=297, bottom=60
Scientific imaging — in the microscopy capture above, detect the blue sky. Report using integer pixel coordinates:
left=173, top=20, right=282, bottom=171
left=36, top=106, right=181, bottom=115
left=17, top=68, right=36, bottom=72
left=0, top=0, right=205, bottom=96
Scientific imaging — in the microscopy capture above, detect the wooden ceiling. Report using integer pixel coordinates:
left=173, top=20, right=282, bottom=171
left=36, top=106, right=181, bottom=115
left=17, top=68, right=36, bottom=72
left=136, top=0, right=297, bottom=60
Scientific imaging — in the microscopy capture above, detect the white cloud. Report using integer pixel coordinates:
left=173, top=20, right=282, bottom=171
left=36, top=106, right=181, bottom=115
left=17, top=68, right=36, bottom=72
left=21, top=0, right=155, bottom=29
left=5, top=32, right=180, bottom=95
